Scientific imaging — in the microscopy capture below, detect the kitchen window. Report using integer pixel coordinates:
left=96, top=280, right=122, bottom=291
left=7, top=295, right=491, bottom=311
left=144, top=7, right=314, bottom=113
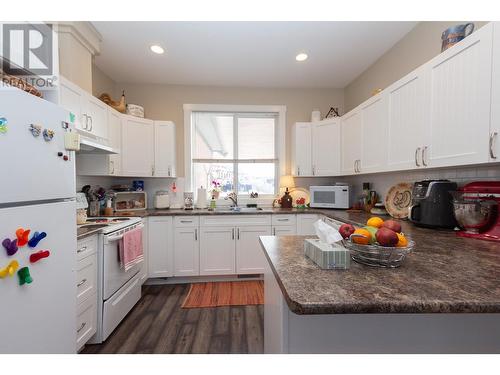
left=184, top=104, right=286, bottom=199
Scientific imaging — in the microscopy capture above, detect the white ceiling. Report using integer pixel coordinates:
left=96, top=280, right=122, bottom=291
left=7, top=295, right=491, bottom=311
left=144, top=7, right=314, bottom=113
left=92, top=21, right=417, bottom=88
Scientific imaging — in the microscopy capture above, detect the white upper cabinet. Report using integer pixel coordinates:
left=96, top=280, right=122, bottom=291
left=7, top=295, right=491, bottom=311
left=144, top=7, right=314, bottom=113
left=154, top=121, right=176, bottom=177
left=386, top=66, right=428, bottom=171
left=293, top=119, right=341, bottom=177
left=311, top=118, right=341, bottom=176
left=121, top=115, right=154, bottom=177
left=59, top=76, right=108, bottom=140
left=359, top=93, right=389, bottom=173
left=340, top=109, right=362, bottom=175
left=59, top=77, right=85, bottom=131
left=292, top=122, right=313, bottom=176
left=489, top=22, right=500, bottom=162
left=85, top=95, right=108, bottom=140
left=424, top=22, right=493, bottom=168
left=107, top=109, right=122, bottom=175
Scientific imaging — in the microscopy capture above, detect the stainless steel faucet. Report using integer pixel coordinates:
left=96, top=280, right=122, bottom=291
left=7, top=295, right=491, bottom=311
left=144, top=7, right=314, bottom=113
left=225, top=192, right=238, bottom=207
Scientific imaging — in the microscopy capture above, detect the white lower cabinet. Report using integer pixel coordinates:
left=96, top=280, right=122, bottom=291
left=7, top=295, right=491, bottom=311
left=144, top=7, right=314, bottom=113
left=148, top=217, right=173, bottom=278
left=199, top=226, right=236, bottom=275
left=272, top=226, right=296, bottom=236
left=76, top=235, right=98, bottom=351
left=297, top=214, right=320, bottom=235
left=139, top=219, right=148, bottom=284
left=236, top=225, right=272, bottom=274
left=173, top=226, right=200, bottom=276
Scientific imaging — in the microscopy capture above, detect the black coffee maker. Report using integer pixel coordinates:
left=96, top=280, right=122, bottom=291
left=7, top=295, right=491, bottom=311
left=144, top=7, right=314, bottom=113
left=408, top=180, right=458, bottom=228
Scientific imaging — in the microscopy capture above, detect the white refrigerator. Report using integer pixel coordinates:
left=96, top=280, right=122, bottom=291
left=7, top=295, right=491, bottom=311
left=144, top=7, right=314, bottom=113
left=0, top=87, right=77, bottom=353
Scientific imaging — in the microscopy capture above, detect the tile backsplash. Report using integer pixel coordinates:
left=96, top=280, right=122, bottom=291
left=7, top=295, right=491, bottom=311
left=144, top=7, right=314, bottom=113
left=332, top=164, right=500, bottom=203
left=77, top=164, right=500, bottom=209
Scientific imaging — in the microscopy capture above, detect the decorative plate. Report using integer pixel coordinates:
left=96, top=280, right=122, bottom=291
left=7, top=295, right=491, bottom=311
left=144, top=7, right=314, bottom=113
left=385, top=183, right=413, bottom=219
left=290, top=187, right=310, bottom=207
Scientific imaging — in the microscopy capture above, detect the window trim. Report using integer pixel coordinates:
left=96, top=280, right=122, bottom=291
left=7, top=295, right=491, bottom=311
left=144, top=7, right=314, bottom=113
left=183, top=104, right=286, bottom=198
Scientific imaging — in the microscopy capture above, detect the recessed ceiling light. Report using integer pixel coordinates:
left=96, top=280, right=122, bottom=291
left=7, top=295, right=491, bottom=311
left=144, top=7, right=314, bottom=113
left=295, top=53, right=308, bottom=62
left=150, top=45, right=165, bottom=54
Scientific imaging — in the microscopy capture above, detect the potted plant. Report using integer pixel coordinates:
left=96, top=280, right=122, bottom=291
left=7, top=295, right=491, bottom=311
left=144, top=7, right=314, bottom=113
left=211, top=180, right=221, bottom=199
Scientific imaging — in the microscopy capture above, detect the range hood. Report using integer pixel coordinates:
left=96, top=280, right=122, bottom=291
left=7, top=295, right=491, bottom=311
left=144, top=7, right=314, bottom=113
left=78, top=137, right=118, bottom=154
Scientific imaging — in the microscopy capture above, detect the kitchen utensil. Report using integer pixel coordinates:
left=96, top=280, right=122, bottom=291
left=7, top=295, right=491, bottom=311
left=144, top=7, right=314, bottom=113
left=385, top=183, right=413, bottom=218
left=452, top=181, right=500, bottom=242
left=344, top=238, right=415, bottom=268
left=408, top=180, right=457, bottom=228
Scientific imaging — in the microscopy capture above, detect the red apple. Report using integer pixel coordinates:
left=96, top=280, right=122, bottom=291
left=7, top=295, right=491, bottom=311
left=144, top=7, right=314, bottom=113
left=381, top=219, right=402, bottom=233
left=339, top=223, right=356, bottom=239
left=376, top=227, right=399, bottom=247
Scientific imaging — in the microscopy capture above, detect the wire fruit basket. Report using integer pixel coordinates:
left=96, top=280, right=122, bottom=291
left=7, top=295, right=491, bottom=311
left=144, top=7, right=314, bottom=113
left=343, top=238, right=415, bottom=268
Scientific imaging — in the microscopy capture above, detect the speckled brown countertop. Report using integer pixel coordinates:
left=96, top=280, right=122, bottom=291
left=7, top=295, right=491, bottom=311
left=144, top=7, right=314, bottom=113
left=259, top=210, right=500, bottom=315
left=109, top=207, right=320, bottom=217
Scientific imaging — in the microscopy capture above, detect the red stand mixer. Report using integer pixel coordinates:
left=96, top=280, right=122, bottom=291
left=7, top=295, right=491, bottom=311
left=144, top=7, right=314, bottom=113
left=452, top=181, right=500, bottom=242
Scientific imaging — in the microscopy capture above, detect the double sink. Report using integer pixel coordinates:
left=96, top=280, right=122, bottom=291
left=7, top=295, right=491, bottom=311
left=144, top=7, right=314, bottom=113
left=213, top=207, right=271, bottom=213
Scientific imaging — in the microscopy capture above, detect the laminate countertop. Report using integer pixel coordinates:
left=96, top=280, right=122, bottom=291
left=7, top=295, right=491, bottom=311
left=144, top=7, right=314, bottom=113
left=259, top=210, right=500, bottom=315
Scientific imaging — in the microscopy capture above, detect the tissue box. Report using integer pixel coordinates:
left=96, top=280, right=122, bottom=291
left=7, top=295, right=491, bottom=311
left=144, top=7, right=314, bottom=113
left=304, top=239, right=350, bottom=270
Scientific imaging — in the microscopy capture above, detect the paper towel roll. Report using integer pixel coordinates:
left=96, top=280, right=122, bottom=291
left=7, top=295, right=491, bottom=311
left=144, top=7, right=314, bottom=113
left=196, top=187, right=207, bottom=209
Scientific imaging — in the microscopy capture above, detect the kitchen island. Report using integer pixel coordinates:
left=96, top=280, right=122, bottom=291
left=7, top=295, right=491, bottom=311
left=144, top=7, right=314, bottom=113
left=259, top=211, right=500, bottom=353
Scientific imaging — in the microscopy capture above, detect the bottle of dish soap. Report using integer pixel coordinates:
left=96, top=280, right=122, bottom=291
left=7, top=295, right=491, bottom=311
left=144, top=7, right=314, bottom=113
left=209, top=195, right=216, bottom=210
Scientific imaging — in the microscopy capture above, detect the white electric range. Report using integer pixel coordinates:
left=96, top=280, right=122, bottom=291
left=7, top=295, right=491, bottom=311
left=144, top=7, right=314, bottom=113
left=80, top=216, right=144, bottom=343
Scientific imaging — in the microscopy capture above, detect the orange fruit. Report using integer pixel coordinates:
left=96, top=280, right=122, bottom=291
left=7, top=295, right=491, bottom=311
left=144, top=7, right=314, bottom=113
left=367, top=216, right=384, bottom=228
left=352, top=228, right=372, bottom=245
left=396, top=233, right=408, bottom=248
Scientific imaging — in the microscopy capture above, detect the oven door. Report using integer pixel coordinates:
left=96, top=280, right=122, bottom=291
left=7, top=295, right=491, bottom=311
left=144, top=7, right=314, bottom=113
left=102, top=225, right=143, bottom=300
left=310, top=187, right=337, bottom=208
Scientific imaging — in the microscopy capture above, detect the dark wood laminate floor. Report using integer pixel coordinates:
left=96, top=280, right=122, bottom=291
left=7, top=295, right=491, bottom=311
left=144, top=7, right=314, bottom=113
left=81, top=284, right=264, bottom=354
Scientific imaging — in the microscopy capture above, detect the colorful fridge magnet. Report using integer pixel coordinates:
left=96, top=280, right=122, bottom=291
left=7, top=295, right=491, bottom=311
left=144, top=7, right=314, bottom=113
left=42, top=129, right=54, bottom=142
left=29, top=250, right=50, bottom=263
left=15, top=228, right=31, bottom=247
left=0, top=117, right=7, bottom=134
left=28, top=231, right=47, bottom=248
left=0, top=260, right=19, bottom=278
left=17, top=267, right=33, bottom=285
left=2, top=238, right=18, bottom=256
left=29, top=124, right=42, bottom=137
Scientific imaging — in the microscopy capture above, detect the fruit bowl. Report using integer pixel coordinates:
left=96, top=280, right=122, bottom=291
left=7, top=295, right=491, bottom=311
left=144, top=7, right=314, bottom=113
left=343, top=238, right=415, bottom=268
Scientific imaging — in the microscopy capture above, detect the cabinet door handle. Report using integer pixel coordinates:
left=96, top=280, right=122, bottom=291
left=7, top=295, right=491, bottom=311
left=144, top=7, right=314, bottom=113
left=297, top=166, right=300, bottom=176
left=237, top=228, right=240, bottom=240
left=77, top=246, right=87, bottom=254
left=77, top=322, right=86, bottom=334
left=151, top=165, right=155, bottom=176
left=490, top=132, right=498, bottom=159
left=357, top=160, right=361, bottom=173
left=88, top=116, right=93, bottom=131
left=353, top=160, right=357, bottom=173
left=168, top=166, right=171, bottom=176
left=180, top=220, right=192, bottom=224
left=194, top=228, right=198, bottom=241
left=312, top=165, right=315, bottom=176
left=415, top=147, right=421, bottom=167
left=82, top=114, right=88, bottom=130
left=276, top=218, right=288, bottom=222
left=273, top=227, right=276, bottom=235
left=110, top=160, right=115, bottom=174
left=422, top=146, right=428, bottom=166
left=77, top=278, right=87, bottom=287
left=232, top=228, right=235, bottom=240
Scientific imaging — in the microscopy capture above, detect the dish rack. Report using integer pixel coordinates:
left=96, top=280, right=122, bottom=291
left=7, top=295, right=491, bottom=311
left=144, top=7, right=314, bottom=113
left=343, top=240, right=414, bottom=268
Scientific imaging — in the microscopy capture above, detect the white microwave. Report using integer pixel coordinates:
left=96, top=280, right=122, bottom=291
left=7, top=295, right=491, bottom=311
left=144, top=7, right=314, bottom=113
left=309, top=185, right=350, bottom=209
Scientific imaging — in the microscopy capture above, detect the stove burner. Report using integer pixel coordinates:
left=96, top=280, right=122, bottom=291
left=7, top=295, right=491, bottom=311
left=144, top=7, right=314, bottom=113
left=85, top=217, right=131, bottom=224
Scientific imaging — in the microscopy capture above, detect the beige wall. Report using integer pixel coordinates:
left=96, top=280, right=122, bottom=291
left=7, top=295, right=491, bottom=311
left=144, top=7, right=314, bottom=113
left=344, top=21, right=488, bottom=111
left=58, top=32, right=93, bottom=92
left=107, top=82, right=344, bottom=176
left=92, top=64, right=116, bottom=97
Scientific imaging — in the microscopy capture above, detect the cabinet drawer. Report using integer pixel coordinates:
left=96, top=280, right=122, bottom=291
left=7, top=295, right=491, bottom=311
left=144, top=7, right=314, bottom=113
left=200, top=215, right=271, bottom=227
left=174, top=216, right=200, bottom=227
left=272, top=214, right=296, bottom=226
left=272, top=225, right=296, bottom=236
left=76, top=296, right=97, bottom=351
left=76, top=235, right=98, bottom=261
left=76, top=253, right=97, bottom=305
